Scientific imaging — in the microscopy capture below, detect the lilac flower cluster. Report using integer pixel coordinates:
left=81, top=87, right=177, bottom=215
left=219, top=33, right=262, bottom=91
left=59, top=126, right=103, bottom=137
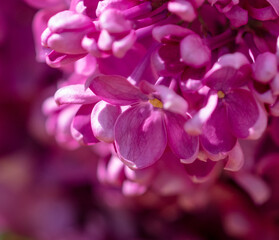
left=26, top=0, right=279, bottom=197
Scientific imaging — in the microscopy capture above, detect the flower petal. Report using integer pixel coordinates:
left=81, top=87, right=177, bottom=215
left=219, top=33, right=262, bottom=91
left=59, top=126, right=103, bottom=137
left=184, top=91, right=218, bottom=135
left=226, top=89, right=259, bottom=138
left=55, top=84, right=100, bottom=105
left=91, top=101, right=121, bottom=143
left=233, top=172, right=271, bottom=205
left=164, top=112, right=199, bottom=163
left=115, top=103, right=167, bottom=169
left=89, top=75, right=148, bottom=105
left=253, top=52, right=277, bottom=83
left=155, top=85, right=188, bottom=115
left=224, top=141, right=244, bottom=171
left=204, top=53, right=251, bottom=91
left=184, top=159, right=219, bottom=183
left=71, top=104, right=99, bottom=145
left=180, top=34, right=211, bottom=68
left=200, top=103, right=237, bottom=155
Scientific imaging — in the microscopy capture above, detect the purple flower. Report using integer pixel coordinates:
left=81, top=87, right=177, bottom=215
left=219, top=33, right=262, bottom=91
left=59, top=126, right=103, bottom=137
left=185, top=52, right=267, bottom=157
left=41, top=10, right=95, bottom=55
left=89, top=75, right=199, bottom=169
left=152, top=24, right=211, bottom=77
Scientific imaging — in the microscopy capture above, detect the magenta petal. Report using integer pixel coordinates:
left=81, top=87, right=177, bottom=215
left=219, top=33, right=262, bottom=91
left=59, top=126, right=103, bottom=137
left=204, top=67, right=249, bottom=91
left=266, top=0, right=279, bottom=15
left=55, top=84, right=100, bottom=105
left=200, top=103, right=237, bottom=155
left=115, top=103, right=167, bottom=169
left=72, top=104, right=99, bottom=145
left=184, top=159, right=218, bottom=183
left=226, top=89, right=259, bottom=138
left=164, top=112, right=198, bottom=163
left=233, top=172, right=271, bottom=205
left=91, top=101, right=121, bottom=143
left=89, top=75, right=148, bottom=105
left=46, top=50, right=86, bottom=68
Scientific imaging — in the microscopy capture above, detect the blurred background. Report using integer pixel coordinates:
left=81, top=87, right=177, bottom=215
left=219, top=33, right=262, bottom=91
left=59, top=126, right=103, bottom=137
left=1, top=1, right=279, bottom=240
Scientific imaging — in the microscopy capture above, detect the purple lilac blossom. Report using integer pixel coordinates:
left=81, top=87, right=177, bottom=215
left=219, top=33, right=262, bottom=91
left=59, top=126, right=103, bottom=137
left=4, top=0, right=279, bottom=239
left=30, top=0, right=279, bottom=188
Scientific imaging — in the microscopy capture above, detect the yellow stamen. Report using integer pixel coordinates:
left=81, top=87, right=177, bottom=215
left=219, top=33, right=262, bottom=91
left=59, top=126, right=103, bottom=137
left=217, top=90, right=225, bottom=99
left=149, top=98, right=163, bottom=108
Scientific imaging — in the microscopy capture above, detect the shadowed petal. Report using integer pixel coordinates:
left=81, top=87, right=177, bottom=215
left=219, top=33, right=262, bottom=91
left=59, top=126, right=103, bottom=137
left=184, top=159, right=219, bottom=183
left=115, top=103, right=167, bottom=169
left=89, top=75, right=148, bottom=105
left=164, top=112, right=198, bottom=163
left=72, top=104, right=99, bottom=145
left=226, top=89, right=259, bottom=138
left=233, top=172, right=271, bottom=205
left=200, top=103, right=237, bottom=155
left=224, top=141, right=244, bottom=171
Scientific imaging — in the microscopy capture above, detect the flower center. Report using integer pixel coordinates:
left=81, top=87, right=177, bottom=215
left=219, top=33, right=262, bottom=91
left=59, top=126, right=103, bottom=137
left=149, top=98, right=163, bottom=108
left=217, top=90, right=225, bottom=99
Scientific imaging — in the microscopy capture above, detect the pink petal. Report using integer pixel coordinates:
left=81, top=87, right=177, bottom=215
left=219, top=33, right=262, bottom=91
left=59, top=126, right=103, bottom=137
left=112, top=30, right=137, bottom=58
left=99, top=9, right=132, bottom=33
left=75, top=54, right=98, bottom=77
left=124, top=165, right=155, bottom=184
left=226, top=89, right=259, bottom=138
left=184, top=159, right=219, bottom=183
left=164, top=112, right=199, bottom=163
left=180, top=34, right=211, bottom=68
left=253, top=52, right=277, bottom=83
left=248, top=5, right=278, bottom=21
left=115, top=103, right=167, bottom=169
left=266, top=0, right=279, bottom=15
left=71, top=104, right=99, bottom=145
left=56, top=105, right=80, bottom=148
left=48, top=10, right=94, bottom=32
left=168, top=0, right=196, bottom=22
left=97, top=30, right=113, bottom=51
left=89, top=75, right=148, bottom=105
left=46, top=50, right=86, bottom=68
left=152, top=24, right=192, bottom=43
left=225, top=6, right=248, bottom=28
left=43, top=30, right=89, bottom=54
left=224, top=141, right=244, bottom=171
left=247, top=100, right=267, bottom=140
left=233, top=172, right=271, bottom=205
left=204, top=67, right=249, bottom=92
left=54, top=84, right=100, bottom=105
left=122, top=180, right=147, bottom=196
left=106, top=155, right=125, bottom=186
left=184, top=91, right=218, bottom=135
left=200, top=103, right=237, bottom=155
left=270, top=98, right=279, bottom=116
left=91, top=101, right=121, bottom=143
left=155, top=85, right=188, bottom=115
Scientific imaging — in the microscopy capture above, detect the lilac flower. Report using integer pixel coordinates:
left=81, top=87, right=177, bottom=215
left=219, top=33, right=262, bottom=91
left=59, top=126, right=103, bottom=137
left=89, top=75, right=199, bottom=169
left=152, top=24, right=211, bottom=77
left=185, top=52, right=267, bottom=157
left=251, top=51, right=279, bottom=116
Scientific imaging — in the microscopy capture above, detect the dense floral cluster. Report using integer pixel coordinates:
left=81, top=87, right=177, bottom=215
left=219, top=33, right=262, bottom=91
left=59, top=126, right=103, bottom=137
left=24, top=0, right=279, bottom=197
left=1, top=0, right=279, bottom=239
